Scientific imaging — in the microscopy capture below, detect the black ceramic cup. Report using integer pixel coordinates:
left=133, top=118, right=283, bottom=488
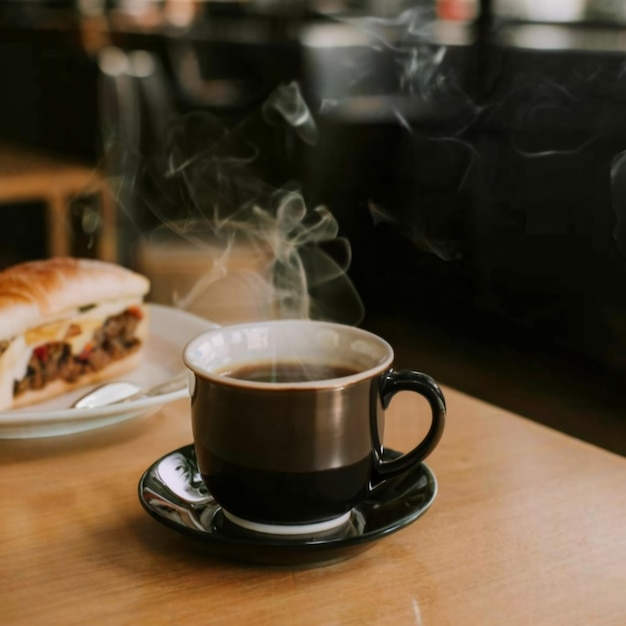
left=183, top=319, right=445, bottom=535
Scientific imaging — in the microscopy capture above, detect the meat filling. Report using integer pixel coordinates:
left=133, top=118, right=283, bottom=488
left=13, top=309, right=142, bottom=397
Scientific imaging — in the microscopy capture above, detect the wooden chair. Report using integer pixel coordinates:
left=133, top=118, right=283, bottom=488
left=0, top=142, right=117, bottom=261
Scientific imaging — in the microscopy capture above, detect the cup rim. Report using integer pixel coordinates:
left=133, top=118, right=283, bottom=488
left=183, top=319, right=394, bottom=390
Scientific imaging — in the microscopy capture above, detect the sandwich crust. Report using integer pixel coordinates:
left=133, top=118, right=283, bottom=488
left=0, top=257, right=150, bottom=341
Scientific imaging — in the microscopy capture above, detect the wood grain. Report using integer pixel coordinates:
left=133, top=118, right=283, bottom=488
left=1, top=386, right=625, bottom=625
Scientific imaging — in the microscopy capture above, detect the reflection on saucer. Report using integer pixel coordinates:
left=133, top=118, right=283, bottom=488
left=143, top=490, right=212, bottom=531
left=156, top=450, right=212, bottom=504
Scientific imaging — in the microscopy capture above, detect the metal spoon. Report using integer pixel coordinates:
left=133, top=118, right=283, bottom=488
left=72, top=372, right=189, bottom=409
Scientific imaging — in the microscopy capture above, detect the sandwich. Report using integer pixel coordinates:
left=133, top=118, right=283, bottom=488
left=0, top=257, right=150, bottom=411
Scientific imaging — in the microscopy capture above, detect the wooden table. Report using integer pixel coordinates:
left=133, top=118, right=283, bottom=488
left=1, top=386, right=625, bottom=625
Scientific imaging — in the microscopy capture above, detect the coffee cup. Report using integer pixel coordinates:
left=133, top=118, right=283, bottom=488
left=183, top=319, right=445, bottom=535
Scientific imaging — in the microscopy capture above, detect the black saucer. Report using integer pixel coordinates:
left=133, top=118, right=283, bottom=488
left=138, top=444, right=437, bottom=567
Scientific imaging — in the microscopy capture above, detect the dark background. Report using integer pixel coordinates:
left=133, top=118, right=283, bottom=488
left=1, top=1, right=626, bottom=453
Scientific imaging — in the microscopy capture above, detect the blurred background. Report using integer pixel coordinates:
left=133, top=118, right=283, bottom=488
left=1, top=0, right=626, bottom=453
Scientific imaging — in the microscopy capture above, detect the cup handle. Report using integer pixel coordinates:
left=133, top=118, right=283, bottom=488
left=373, top=369, right=446, bottom=478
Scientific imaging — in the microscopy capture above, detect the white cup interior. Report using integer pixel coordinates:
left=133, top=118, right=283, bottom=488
left=183, top=319, right=393, bottom=388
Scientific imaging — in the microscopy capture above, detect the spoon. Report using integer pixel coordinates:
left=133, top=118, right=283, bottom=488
left=72, top=372, right=189, bottom=409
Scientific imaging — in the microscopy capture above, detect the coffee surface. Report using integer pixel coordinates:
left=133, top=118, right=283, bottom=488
left=220, top=361, right=359, bottom=383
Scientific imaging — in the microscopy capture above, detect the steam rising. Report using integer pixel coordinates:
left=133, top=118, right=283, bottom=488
left=104, top=5, right=626, bottom=327
left=124, top=82, right=363, bottom=325
left=318, top=4, right=626, bottom=264
left=311, top=4, right=478, bottom=262
left=611, top=151, right=626, bottom=256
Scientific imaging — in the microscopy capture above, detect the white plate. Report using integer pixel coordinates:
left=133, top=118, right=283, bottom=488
left=0, top=304, right=218, bottom=439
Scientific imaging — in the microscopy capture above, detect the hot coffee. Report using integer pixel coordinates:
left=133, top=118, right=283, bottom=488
left=184, top=319, right=446, bottom=534
left=219, top=361, right=360, bottom=383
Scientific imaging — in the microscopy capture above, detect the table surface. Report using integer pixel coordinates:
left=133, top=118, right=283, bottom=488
left=2, top=385, right=625, bottom=626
